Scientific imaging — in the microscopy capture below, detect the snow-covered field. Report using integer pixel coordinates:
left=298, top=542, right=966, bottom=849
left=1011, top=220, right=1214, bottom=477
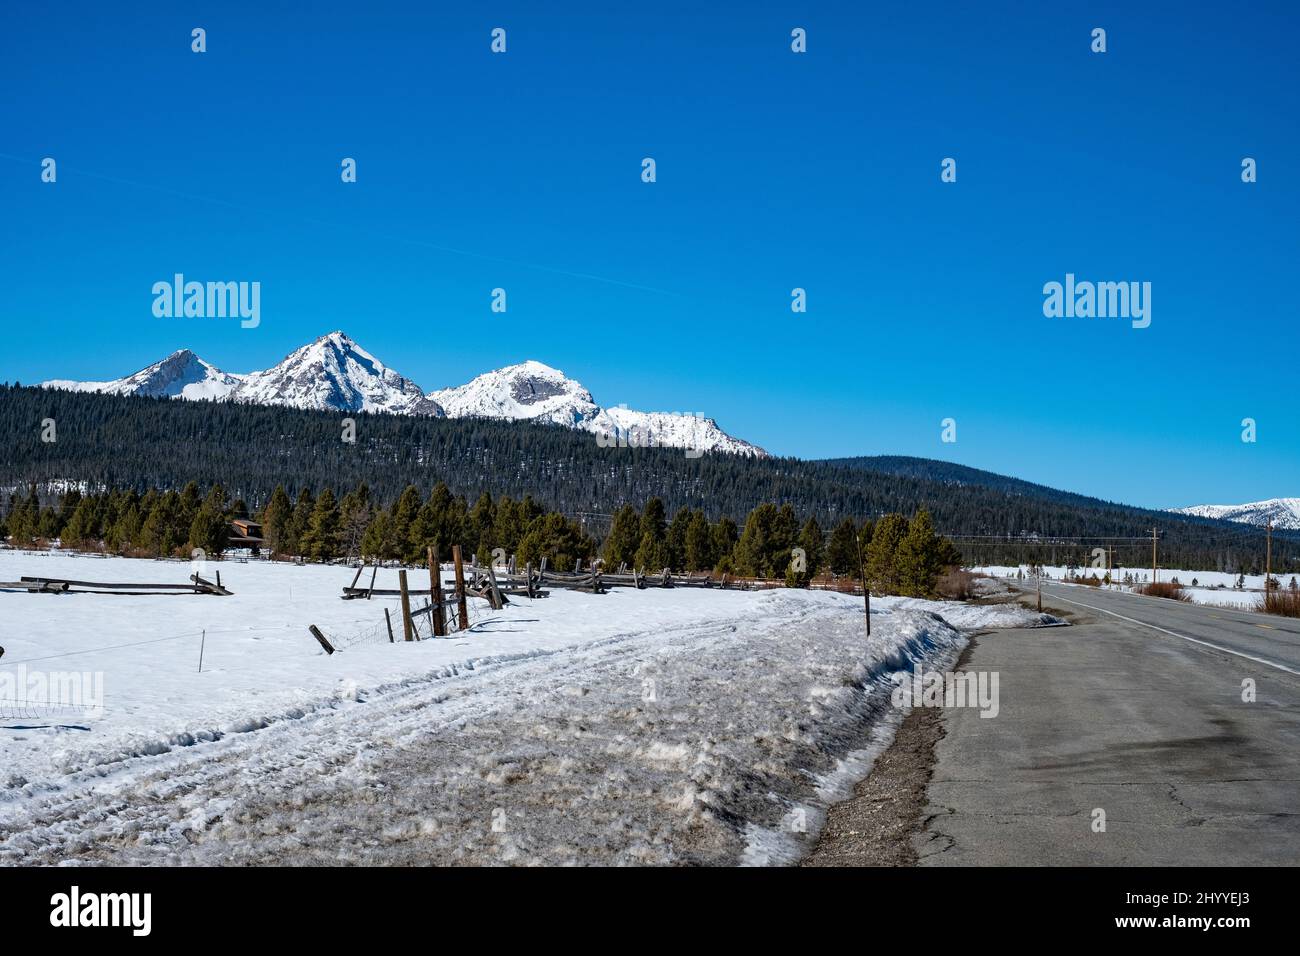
left=1, top=550, right=1050, bottom=866
left=972, top=565, right=1285, bottom=610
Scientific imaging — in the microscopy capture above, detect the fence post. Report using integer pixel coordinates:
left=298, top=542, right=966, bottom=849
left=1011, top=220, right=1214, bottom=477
left=366, top=564, right=378, bottom=599
left=309, top=625, right=336, bottom=655
left=429, top=546, right=446, bottom=637
left=384, top=607, right=395, bottom=643
left=453, top=545, right=470, bottom=631
left=486, top=562, right=505, bottom=610
left=398, top=569, right=415, bottom=642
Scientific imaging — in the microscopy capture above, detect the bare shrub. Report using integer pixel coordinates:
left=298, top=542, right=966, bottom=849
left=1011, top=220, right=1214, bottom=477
left=1259, top=588, right=1300, bottom=618
left=1137, top=581, right=1191, bottom=601
left=936, top=569, right=976, bottom=600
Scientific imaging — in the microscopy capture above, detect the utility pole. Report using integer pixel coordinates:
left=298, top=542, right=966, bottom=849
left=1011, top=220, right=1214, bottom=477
left=1149, top=528, right=1158, bottom=584
left=1266, top=519, right=1273, bottom=590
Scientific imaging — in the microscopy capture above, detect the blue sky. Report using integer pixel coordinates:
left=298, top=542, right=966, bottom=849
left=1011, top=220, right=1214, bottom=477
left=2, top=1, right=1297, bottom=510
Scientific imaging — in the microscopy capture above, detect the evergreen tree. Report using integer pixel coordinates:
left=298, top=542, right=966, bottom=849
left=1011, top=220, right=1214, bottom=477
left=361, top=510, right=395, bottom=561
left=666, top=507, right=692, bottom=571
left=300, top=487, right=341, bottom=561
left=684, top=510, right=714, bottom=572
left=337, top=483, right=372, bottom=560
left=61, top=498, right=98, bottom=549
left=770, top=504, right=799, bottom=577
left=469, top=491, right=497, bottom=560
left=826, top=517, right=861, bottom=577
left=390, top=485, right=422, bottom=557
left=734, top=503, right=778, bottom=576
left=602, top=504, right=641, bottom=569
left=865, top=512, right=908, bottom=594
left=896, top=509, right=943, bottom=597
left=786, top=517, right=824, bottom=587
left=261, top=485, right=293, bottom=556
left=712, top=516, right=739, bottom=572
left=517, top=513, right=594, bottom=571
left=640, top=497, right=667, bottom=545
left=188, top=484, right=231, bottom=557
left=634, top=528, right=671, bottom=572
left=285, top=488, right=316, bottom=556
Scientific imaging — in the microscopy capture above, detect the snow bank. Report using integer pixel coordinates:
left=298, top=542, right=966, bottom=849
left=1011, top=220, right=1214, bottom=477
left=0, top=552, right=1042, bottom=866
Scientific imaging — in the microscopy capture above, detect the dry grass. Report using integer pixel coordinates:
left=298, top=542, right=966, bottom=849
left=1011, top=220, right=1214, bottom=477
left=1137, top=581, right=1192, bottom=601
left=936, top=569, right=977, bottom=600
left=1259, top=588, right=1300, bottom=618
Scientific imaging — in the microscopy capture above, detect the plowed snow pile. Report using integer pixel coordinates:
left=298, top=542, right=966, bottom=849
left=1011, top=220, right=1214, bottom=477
left=0, top=552, right=1040, bottom=865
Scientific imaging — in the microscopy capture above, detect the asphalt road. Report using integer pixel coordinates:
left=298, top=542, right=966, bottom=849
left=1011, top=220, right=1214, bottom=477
left=916, top=582, right=1300, bottom=865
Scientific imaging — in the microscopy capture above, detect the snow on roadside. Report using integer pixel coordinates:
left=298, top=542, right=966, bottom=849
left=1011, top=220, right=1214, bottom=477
left=888, top=598, right=1064, bottom=630
left=0, top=552, right=1045, bottom=866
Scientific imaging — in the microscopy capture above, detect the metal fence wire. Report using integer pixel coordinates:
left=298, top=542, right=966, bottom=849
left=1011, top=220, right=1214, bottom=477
left=327, top=595, right=493, bottom=650
left=0, top=697, right=99, bottom=723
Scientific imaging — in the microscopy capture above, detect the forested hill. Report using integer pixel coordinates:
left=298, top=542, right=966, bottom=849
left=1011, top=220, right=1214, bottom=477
left=1, top=384, right=1291, bottom=572
left=826, top=456, right=1131, bottom=510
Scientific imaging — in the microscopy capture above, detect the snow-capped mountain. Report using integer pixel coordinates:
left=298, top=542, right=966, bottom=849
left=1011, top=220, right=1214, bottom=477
left=43, top=349, right=243, bottom=401
left=427, top=361, right=765, bottom=455
left=590, top=405, right=764, bottom=457
left=40, top=333, right=765, bottom=456
left=428, top=360, right=601, bottom=427
left=1170, top=498, right=1300, bottom=531
left=229, top=332, right=443, bottom=416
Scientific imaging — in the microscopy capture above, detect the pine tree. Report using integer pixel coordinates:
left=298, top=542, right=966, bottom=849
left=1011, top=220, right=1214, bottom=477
left=896, top=509, right=943, bottom=597
left=300, top=487, right=341, bottom=561
left=261, top=485, right=293, bottom=556
left=826, top=517, right=861, bottom=577
left=517, top=513, right=594, bottom=571
left=634, top=529, right=670, bottom=572
left=602, top=504, right=641, bottom=569
left=865, top=512, right=908, bottom=594
left=469, top=491, right=497, bottom=560
left=62, top=498, right=98, bottom=550
left=734, top=503, right=778, bottom=576
left=285, top=488, right=316, bottom=557
left=640, top=498, right=667, bottom=544
left=684, top=510, right=714, bottom=572
left=666, top=507, right=692, bottom=571
left=338, top=483, right=372, bottom=560
left=712, top=516, right=739, bottom=572
left=786, top=517, right=824, bottom=587
left=188, top=485, right=231, bottom=557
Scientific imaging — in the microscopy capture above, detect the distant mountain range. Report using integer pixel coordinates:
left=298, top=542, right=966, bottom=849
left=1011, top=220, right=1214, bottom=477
left=41, top=331, right=765, bottom=457
left=1170, top=498, right=1300, bottom=531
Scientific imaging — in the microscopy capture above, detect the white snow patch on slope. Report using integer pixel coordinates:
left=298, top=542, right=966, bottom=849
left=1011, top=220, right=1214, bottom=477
left=1170, top=498, right=1300, bottom=531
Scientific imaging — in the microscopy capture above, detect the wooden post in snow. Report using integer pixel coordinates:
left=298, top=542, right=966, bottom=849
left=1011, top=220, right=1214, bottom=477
left=453, top=545, right=469, bottom=631
left=486, top=563, right=505, bottom=610
left=398, top=569, right=415, bottom=642
left=309, top=625, right=336, bottom=655
left=429, top=546, right=446, bottom=637
left=384, top=607, right=395, bottom=643
left=366, top=564, right=378, bottom=599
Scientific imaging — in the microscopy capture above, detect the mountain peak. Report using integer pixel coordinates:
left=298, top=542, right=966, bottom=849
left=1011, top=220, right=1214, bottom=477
left=40, top=334, right=765, bottom=456
left=1170, top=498, right=1300, bottom=531
left=236, top=333, right=442, bottom=416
